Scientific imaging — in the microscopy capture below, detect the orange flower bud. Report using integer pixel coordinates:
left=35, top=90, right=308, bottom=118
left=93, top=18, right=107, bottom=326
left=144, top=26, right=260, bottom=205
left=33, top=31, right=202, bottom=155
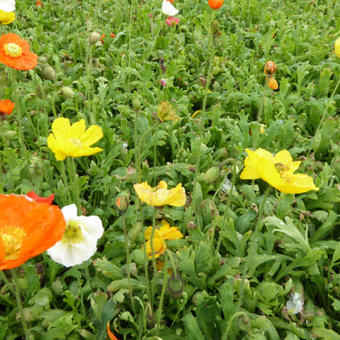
left=264, top=61, right=277, bottom=75
left=268, top=77, right=279, bottom=90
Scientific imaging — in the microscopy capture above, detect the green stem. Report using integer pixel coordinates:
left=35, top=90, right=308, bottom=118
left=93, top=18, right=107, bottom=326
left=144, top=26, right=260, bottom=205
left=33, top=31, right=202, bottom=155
left=135, top=121, right=160, bottom=183
left=149, top=208, right=158, bottom=305
left=122, top=210, right=136, bottom=314
left=221, top=311, right=248, bottom=340
left=155, top=252, right=168, bottom=332
left=59, top=160, right=72, bottom=203
left=166, top=250, right=177, bottom=278
left=201, top=10, right=215, bottom=120
left=12, top=269, right=31, bottom=339
left=67, top=157, right=81, bottom=210
left=0, top=270, right=15, bottom=296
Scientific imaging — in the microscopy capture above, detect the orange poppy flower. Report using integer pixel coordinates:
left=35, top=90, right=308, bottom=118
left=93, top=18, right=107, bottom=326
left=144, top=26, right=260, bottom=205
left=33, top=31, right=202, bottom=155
left=208, top=0, right=224, bottom=9
left=0, top=194, right=66, bottom=270
left=35, top=1, right=43, bottom=7
left=0, top=33, right=38, bottom=70
left=268, top=77, right=279, bottom=90
left=0, top=99, right=14, bottom=116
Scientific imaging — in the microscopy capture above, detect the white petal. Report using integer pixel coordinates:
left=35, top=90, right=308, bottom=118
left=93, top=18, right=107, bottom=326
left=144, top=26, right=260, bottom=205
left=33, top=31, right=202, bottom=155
left=77, top=215, right=104, bottom=240
left=0, top=0, right=15, bottom=12
left=61, top=204, right=78, bottom=221
left=47, top=239, right=97, bottom=267
left=161, top=0, right=179, bottom=16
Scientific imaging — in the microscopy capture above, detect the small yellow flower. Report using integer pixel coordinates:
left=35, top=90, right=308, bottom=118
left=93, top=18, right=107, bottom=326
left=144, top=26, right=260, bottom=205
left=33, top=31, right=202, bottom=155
left=0, top=10, right=15, bottom=25
left=240, top=148, right=319, bottom=194
left=47, top=117, right=103, bottom=161
left=144, top=220, right=183, bottom=259
left=335, top=38, right=340, bottom=58
left=133, top=181, right=186, bottom=207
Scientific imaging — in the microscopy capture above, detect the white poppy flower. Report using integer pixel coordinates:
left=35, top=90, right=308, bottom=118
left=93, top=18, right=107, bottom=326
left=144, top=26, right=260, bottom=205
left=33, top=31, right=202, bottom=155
left=286, top=292, right=304, bottom=314
left=47, top=204, right=104, bottom=267
left=0, top=0, right=15, bottom=12
left=161, top=0, right=179, bottom=17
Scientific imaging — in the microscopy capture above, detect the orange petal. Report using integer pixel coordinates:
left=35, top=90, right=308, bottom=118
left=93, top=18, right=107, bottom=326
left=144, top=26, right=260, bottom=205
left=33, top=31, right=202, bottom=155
left=106, top=321, right=119, bottom=340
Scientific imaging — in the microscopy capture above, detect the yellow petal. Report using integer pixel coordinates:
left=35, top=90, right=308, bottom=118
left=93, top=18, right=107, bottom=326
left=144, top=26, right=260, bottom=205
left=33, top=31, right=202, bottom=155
left=145, top=235, right=166, bottom=258
left=52, top=117, right=71, bottom=140
left=157, top=181, right=168, bottom=189
left=70, top=146, right=103, bottom=158
left=160, top=225, right=183, bottom=240
left=80, top=125, right=103, bottom=146
left=167, top=183, right=186, bottom=207
left=153, top=188, right=170, bottom=206
left=134, top=182, right=153, bottom=205
left=277, top=173, right=319, bottom=194
left=67, top=119, right=86, bottom=140
left=47, top=134, right=67, bottom=161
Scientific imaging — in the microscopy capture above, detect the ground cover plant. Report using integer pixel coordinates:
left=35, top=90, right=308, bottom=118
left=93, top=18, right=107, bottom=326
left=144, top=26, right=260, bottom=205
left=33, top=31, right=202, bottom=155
left=0, top=0, right=339, bottom=339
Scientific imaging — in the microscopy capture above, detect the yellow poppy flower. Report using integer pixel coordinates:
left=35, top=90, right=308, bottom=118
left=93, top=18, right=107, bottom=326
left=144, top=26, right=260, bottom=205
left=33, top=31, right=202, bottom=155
left=240, top=148, right=319, bottom=194
left=144, top=220, right=183, bottom=259
left=47, top=117, right=103, bottom=161
left=0, top=10, right=15, bottom=25
left=335, top=38, right=340, bottom=58
left=157, top=101, right=179, bottom=122
left=133, top=181, right=186, bottom=207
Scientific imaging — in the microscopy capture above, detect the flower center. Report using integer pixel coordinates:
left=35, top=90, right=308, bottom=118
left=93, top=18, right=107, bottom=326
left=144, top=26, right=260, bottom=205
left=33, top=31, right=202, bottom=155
left=0, top=226, right=26, bottom=261
left=62, top=220, right=84, bottom=244
left=4, top=43, right=23, bottom=58
left=70, top=138, right=83, bottom=148
left=274, top=162, right=290, bottom=175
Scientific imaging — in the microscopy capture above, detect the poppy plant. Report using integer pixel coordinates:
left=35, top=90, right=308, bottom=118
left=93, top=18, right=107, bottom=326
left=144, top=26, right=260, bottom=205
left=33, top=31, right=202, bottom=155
left=208, top=0, right=224, bottom=9
left=0, top=194, right=66, bottom=270
left=134, top=180, right=186, bottom=207
left=0, top=99, right=14, bottom=116
left=0, top=33, right=38, bottom=70
left=47, top=117, right=103, bottom=161
left=240, top=148, right=319, bottom=194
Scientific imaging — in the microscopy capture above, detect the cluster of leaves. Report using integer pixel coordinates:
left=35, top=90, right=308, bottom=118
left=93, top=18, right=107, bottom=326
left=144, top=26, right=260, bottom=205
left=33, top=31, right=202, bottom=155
left=0, top=0, right=339, bottom=339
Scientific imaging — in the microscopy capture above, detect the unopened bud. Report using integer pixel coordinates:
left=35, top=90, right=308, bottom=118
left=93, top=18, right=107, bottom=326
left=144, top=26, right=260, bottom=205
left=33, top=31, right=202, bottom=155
left=89, top=31, right=102, bottom=45
left=167, top=273, right=184, bottom=298
left=264, top=60, right=277, bottom=75
left=116, top=195, right=129, bottom=211
left=42, top=65, right=56, bottom=81
left=60, top=86, right=75, bottom=99
left=268, top=76, right=279, bottom=90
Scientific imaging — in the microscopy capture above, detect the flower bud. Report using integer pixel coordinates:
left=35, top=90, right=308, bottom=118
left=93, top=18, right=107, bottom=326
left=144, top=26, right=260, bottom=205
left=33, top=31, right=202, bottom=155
left=264, top=60, right=277, bottom=75
left=42, top=65, right=56, bottom=81
left=268, top=76, right=279, bottom=90
left=60, top=86, right=75, bottom=99
left=167, top=273, right=184, bottom=298
left=89, top=31, right=102, bottom=45
left=116, top=195, right=129, bottom=211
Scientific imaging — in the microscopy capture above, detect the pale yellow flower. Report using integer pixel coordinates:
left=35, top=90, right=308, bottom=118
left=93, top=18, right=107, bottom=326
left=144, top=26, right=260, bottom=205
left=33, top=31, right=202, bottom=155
left=133, top=181, right=186, bottom=207
left=47, top=118, right=103, bottom=161
left=240, top=148, right=319, bottom=194
left=144, top=220, right=183, bottom=259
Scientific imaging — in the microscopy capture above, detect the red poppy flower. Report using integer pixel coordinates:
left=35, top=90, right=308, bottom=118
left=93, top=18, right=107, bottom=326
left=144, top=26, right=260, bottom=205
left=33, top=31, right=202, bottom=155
left=0, top=33, right=38, bottom=70
left=208, top=0, right=224, bottom=9
left=0, top=99, right=14, bottom=116
left=26, top=191, right=55, bottom=204
left=0, top=194, right=66, bottom=270
left=35, top=1, right=43, bottom=7
left=110, top=33, right=116, bottom=38
left=100, top=33, right=105, bottom=44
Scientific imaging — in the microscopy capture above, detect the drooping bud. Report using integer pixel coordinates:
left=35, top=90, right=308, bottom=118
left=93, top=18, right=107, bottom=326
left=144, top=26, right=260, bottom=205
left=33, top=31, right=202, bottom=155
left=60, top=86, right=75, bottom=99
left=116, top=195, right=129, bottom=211
left=42, top=65, right=56, bottom=81
left=167, top=273, right=184, bottom=298
left=264, top=60, right=277, bottom=75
